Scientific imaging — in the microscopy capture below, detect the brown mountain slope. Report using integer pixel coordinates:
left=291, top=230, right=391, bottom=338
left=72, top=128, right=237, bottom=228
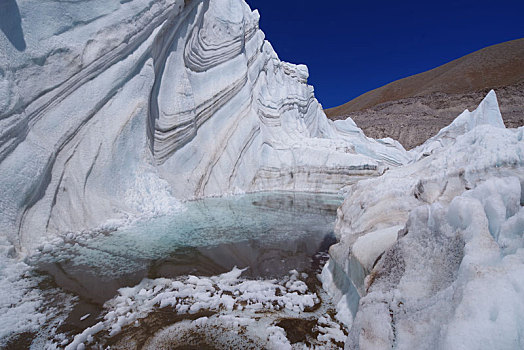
left=325, top=38, right=524, bottom=149
left=326, top=38, right=524, bottom=116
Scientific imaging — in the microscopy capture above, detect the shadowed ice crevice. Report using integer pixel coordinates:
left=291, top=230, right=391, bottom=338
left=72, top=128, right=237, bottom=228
left=0, top=0, right=26, bottom=51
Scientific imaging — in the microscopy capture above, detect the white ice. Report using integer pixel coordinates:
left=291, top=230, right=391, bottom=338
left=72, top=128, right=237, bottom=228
left=0, top=0, right=409, bottom=256
left=1, top=0, right=522, bottom=348
left=322, top=90, right=524, bottom=349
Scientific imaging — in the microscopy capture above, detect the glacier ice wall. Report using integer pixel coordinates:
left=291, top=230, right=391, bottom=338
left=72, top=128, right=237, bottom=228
left=321, top=91, right=524, bottom=349
left=0, top=0, right=409, bottom=253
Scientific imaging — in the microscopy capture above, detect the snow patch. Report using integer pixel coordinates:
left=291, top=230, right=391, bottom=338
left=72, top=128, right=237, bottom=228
left=62, top=267, right=348, bottom=349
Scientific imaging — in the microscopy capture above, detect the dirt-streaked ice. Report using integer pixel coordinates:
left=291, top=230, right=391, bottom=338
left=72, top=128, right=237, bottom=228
left=1, top=0, right=523, bottom=349
left=0, top=0, right=408, bottom=255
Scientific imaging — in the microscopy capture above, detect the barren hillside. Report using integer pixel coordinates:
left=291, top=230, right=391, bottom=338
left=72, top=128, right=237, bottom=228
left=326, top=38, right=524, bottom=149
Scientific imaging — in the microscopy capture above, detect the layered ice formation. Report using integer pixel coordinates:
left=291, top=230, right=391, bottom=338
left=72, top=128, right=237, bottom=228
left=322, top=91, right=524, bottom=349
left=2, top=0, right=523, bottom=349
left=0, top=0, right=408, bottom=254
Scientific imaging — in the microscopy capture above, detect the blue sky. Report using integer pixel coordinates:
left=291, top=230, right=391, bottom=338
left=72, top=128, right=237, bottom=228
left=246, top=0, right=524, bottom=108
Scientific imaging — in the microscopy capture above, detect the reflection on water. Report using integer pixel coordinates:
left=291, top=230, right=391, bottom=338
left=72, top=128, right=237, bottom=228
left=32, top=192, right=341, bottom=310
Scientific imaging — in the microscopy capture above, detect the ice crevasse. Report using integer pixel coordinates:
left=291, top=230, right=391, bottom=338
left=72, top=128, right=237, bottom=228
left=321, top=90, right=524, bottom=349
left=0, top=0, right=408, bottom=254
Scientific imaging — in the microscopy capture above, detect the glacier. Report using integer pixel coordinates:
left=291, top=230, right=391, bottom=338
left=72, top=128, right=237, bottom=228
left=322, top=91, right=524, bottom=349
left=1, top=0, right=523, bottom=349
left=0, top=0, right=408, bottom=255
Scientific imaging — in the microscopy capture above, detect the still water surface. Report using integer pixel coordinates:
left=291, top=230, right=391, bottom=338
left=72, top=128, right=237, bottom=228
left=31, top=192, right=342, bottom=332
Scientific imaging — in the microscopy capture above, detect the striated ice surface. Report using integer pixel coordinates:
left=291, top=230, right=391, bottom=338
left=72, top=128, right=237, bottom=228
left=0, top=0, right=409, bottom=255
left=321, top=91, right=524, bottom=349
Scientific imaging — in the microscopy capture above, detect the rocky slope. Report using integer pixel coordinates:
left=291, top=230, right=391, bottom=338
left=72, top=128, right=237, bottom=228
left=325, top=39, right=524, bottom=149
left=0, top=0, right=408, bottom=254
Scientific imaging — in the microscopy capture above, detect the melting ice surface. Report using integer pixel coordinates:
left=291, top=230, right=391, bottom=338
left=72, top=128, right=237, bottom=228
left=28, top=192, right=343, bottom=347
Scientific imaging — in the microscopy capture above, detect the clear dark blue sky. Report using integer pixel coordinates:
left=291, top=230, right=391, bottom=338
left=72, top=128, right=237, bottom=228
left=246, top=0, right=524, bottom=108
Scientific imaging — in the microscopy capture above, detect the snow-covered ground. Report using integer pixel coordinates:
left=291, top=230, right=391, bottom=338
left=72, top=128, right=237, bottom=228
left=62, top=268, right=347, bottom=349
left=0, top=237, right=75, bottom=348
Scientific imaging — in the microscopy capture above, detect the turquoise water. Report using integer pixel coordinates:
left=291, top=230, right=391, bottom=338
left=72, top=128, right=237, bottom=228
left=33, top=192, right=342, bottom=308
